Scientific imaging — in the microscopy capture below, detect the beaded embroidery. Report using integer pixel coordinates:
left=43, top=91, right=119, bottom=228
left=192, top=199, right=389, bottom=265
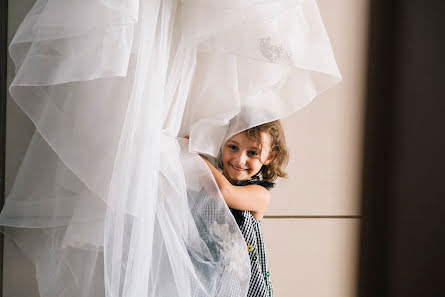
left=259, top=36, right=293, bottom=63
left=209, top=221, right=249, bottom=281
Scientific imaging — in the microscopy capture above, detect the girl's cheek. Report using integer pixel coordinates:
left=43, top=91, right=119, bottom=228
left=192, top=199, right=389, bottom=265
left=222, top=153, right=231, bottom=162
left=222, top=150, right=231, bottom=159
left=227, top=151, right=237, bottom=159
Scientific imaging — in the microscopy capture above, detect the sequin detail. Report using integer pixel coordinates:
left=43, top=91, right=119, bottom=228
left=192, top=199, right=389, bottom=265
left=259, top=36, right=292, bottom=63
left=209, top=222, right=249, bottom=281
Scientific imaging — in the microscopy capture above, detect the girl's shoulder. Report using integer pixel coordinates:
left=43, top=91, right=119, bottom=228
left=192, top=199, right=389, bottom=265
left=233, top=175, right=275, bottom=191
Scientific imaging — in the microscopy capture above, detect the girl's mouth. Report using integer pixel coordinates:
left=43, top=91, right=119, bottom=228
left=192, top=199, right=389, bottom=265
left=230, top=163, right=248, bottom=171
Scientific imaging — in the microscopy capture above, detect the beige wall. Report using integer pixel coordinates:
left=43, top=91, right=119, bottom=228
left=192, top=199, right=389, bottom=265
left=263, top=0, right=369, bottom=296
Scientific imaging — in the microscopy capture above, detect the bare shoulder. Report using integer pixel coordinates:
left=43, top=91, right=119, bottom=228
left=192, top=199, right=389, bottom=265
left=251, top=211, right=265, bottom=220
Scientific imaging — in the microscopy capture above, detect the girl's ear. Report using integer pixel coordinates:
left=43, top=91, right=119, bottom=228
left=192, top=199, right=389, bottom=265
left=264, top=151, right=276, bottom=165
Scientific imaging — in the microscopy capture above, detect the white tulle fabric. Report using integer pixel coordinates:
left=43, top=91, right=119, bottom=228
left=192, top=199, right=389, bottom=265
left=0, top=0, right=340, bottom=296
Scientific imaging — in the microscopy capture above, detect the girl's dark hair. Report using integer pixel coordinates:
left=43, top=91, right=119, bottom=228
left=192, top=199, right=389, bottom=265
left=217, top=120, right=289, bottom=182
left=244, top=120, right=289, bottom=182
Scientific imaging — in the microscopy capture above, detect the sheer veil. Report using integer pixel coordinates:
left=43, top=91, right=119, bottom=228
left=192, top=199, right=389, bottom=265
left=0, top=0, right=341, bottom=296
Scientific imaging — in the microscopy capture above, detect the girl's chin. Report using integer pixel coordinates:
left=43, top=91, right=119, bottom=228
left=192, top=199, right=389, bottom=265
left=223, top=170, right=249, bottom=183
left=228, top=172, right=252, bottom=182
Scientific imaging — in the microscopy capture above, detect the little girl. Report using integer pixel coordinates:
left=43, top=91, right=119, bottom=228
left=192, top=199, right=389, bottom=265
left=199, top=120, right=289, bottom=297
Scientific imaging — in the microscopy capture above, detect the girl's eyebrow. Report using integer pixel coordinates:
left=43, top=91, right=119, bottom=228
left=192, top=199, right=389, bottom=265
left=227, top=140, right=261, bottom=150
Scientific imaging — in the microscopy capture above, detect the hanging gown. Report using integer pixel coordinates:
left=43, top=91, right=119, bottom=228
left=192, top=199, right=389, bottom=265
left=0, top=0, right=341, bottom=296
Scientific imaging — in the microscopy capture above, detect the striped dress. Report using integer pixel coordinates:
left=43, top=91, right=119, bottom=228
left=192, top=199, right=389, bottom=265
left=230, top=178, right=275, bottom=297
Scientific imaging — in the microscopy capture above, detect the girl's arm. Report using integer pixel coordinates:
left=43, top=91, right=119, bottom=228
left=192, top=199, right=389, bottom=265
left=200, top=156, right=270, bottom=219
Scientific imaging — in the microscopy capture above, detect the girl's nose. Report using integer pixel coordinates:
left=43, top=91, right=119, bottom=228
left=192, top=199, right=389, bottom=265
left=237, top=152, right=248, bottom=164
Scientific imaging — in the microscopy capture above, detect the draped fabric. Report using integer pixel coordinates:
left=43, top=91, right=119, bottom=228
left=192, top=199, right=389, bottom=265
left=0, top=0, right=341, bottom=296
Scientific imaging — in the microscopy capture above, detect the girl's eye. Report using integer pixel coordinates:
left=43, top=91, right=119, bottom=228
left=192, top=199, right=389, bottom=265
left=248, top=151, right=258, bottom=156
left=228, top=145, right=238, bottom=150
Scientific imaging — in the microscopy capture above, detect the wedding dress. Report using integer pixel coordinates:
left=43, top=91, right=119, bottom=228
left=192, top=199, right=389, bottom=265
left=0, top=0, right=341, bottom=296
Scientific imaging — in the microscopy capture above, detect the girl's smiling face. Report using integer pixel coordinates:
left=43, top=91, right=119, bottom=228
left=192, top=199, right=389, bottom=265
left=222, top=131, right=274, bottom=183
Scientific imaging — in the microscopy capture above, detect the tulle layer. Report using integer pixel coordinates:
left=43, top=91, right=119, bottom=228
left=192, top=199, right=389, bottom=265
left=181, top=0, right=341, bottom=156
left=1, top=0, right=341, bottom=296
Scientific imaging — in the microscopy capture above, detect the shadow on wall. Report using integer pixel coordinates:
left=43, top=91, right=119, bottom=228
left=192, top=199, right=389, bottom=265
left=359, top=1, right=445, bottom=297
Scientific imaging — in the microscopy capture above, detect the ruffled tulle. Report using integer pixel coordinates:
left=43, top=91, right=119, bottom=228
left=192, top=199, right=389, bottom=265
left=0, top=0, right=340, bottom=296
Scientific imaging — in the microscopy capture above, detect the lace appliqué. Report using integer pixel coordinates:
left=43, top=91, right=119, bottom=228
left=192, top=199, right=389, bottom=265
left=209, top=221, right=249, bottom=281
left=259, top=37, right=293, bottom=64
